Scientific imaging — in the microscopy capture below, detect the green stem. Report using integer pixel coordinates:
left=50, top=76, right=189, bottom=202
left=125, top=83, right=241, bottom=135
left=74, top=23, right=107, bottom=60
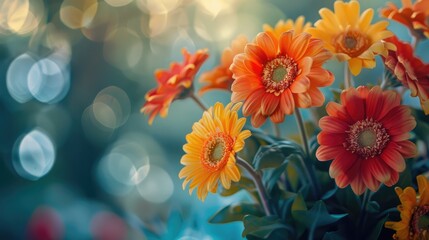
left=357, top=190, right=371, bottom=237
left=344, top=62, right=352, bottom=89
left=412, top=36, right=420, bottom=50
left=294, top=108, right=320, bottom=197
left=273, top=123, right=281, bottom=138
left=236, top=156, right=273, bottom=216
left=190, top=91, right=208, bottom=111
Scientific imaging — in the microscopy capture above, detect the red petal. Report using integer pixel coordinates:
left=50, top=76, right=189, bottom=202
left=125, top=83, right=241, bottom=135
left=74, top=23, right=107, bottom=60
left=329, top=150, right=358, bottom=178
left=317, top=132, right=346, bottom=146
left=380, top=146, right=406, bottom=172
left=316, top=145, right=345, bottom=161
left=319, top=116, right=349, bottom=133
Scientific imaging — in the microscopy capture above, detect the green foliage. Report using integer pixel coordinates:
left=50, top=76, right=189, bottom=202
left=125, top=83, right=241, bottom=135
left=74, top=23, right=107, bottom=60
left=252, top=141, right=304, bottom=170
left=220, top=177, right=255, bottom=197
left=209, top=203, right=264, bottom=224
left=242, top=215, right=292, bottom=239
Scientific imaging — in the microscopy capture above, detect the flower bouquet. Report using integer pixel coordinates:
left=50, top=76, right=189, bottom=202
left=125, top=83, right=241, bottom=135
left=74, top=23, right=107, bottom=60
left=142, top=1, right=429, bottom=239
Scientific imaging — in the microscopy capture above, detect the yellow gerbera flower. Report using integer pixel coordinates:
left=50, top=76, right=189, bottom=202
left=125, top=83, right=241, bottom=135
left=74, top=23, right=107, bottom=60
left=308, top=0, right=394, bottom=76
left=385, top=175, right=429, bottom=240
left=263, top=16, right=311, bottom=39
left=179, top=102, right=251, bottom=201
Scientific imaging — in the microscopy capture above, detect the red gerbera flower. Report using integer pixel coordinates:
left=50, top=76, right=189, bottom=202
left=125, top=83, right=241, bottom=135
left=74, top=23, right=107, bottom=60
left=230, top=31, right=333, bottom=127
left=380, top=0, right=429, bottom=39
left=141, top=48, right=209, bottom=124
left=316, top=86, right=417, bottom=195
left=384, top=36, right=429, bottom=114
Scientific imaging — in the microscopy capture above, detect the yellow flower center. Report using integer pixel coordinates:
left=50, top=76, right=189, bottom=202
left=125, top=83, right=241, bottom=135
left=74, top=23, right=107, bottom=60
left=345, top=118, right=390, bottom=159
left=262, top=56, right=298, bottom=96
left=410, top=206, right=429, bottom=239
left=201, top=132, right=234, bottom=171
left=334, top=30, right=370, bottom=58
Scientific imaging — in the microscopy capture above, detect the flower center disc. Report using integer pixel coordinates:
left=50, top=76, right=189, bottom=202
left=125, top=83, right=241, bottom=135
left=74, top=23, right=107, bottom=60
left=357, top=130, right=376, bottom=147
left=334, top=30, right=370, bottom=58
left=201, top=132, right=234, bottom=171
left=411, top=206, right=429, bottom=239
left=262, top=56, right=298, bottom=96
left=345, top=118, right=390, bottom=159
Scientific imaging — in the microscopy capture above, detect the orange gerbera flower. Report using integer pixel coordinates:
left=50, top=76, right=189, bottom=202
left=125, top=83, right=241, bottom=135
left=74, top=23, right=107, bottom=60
left=316, top=86, right=417, bottom=195
left=380, top=0, right=429, bottom=39
left=179, top=102, right=251, bottom=201
left=263, top=16, right=311, bottom=39
left=230, top=31, right=334, bottom=127
left=385, top=175, right=429, bottom=240
left=384, top=36, right=429, bottom=114
left=141, top=48, right=209, bottom=124
left=199, top=35, right=247, bottom=95
left=308, top=0, right=394, bottom=76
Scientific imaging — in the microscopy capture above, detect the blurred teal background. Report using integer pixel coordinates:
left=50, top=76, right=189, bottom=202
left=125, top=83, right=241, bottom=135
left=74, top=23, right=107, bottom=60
left=0, top=0, right=427, bottom=239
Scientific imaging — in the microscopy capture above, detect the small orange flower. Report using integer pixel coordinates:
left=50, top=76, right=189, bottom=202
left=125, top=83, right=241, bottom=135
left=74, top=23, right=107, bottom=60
left=385, top=175, right=429, bottom=240
left=384, top=36, right=429, bottom=114
left=141, top=48, right=209, bottom=124
left=316, top=86, right=417, bottom=195
left=179, top=102, right=251, bottom=201
left=199, top=36, right=247, bottom=95
left=380, top=0, right=429, bottom=39
left=308, top=0, right=394, bottom=75
left=230, top=31, right=333, bottom=127
left=263, top=16, right=311, bottom=39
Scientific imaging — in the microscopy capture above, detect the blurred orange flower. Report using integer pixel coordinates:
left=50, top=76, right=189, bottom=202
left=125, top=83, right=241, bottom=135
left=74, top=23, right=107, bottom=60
left=263, top=16, right=311, bottom=39
left=230, top=31, right=333, bottom=127
left=179, top=102, right=251, bottom=201
left=384, top=36, right=429, bottom=114
left=380, top=0, right=429, bottom=39
left=317, top=86, right=417, bottom=195
left=309, top=0, right=394, bottom=76
left=385, top=175, right=429, bottom=240
left=141, top=48, right=209, bottom=124
left=199, top=36, right=247, bottom=95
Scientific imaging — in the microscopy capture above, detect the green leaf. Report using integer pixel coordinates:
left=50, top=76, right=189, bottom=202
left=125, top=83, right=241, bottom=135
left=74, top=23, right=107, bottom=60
left=242, top=215, right=292, bottom=239
left=291, top=193, right=307, bottom=213
left=219, top=177, right=254, bottom=197
left=253, top=141, right=304, bottom=170
left=330, top=88, right=342, bottom=102
left=286, top=156, right=301, bottom=191
left=209, top=203, right=263, bottom=224
left=263, top=162, right=288, bottom=193
left=294, top=201, right=348, bottom=238
left=367, top=214, right=389, bottom=240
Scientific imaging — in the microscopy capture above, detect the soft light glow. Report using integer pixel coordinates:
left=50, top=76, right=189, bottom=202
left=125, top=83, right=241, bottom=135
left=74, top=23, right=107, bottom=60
left=27, top=57, right=70, bottom=104
left=136, top=0, right=180, bottom=14
left=136, top=166, right=173, bottom=203
left=6, top=53, right=36, bottom=103
left=104, top=0, right=133, bottom=7
left=92, top=86, right=131, bottom=129
left=103, top=28, right=144, bottom=69
left=60, top=0, right=98, bottom=29
left=13, top=129, right=56, bottom=180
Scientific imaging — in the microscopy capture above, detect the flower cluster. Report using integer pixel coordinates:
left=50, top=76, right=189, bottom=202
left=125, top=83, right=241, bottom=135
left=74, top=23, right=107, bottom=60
left=142, top=0, right=429, bottom=239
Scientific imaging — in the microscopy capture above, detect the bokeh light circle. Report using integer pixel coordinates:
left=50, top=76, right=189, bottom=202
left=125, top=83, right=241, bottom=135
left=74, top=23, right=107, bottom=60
left=13, top=129, right=56, bottom=180
left=27, top=57, right=70, bottom=104
left=136, top=166, right=173, bottom=203
left=6, top=53, right=36, bottom=103
left=92, top=86, right=131, bottom=129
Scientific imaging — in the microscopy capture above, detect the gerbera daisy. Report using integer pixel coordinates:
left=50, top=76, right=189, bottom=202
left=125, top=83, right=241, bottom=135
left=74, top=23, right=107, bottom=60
left=230, top=31, right=334, bottom=127
left=199, top=35, right=247, bottom=95
left=385, top=175, right=429, bottom=240
left=308, top=0, right=394, bottom=76
left=316, top=86, right=417, bottom=195
left=179, top=102, right=251, bottom=201
left=141, top=48, right=209, bottom=124
left=263, top=16, right=312, bottom=39
left=381, top=0, right=429, bottom=40
left=384, top=36, right=429, bottom=114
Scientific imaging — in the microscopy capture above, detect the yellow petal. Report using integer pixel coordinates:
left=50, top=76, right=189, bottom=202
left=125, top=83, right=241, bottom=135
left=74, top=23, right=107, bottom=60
left=348, top=58, right=363, bottom=76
